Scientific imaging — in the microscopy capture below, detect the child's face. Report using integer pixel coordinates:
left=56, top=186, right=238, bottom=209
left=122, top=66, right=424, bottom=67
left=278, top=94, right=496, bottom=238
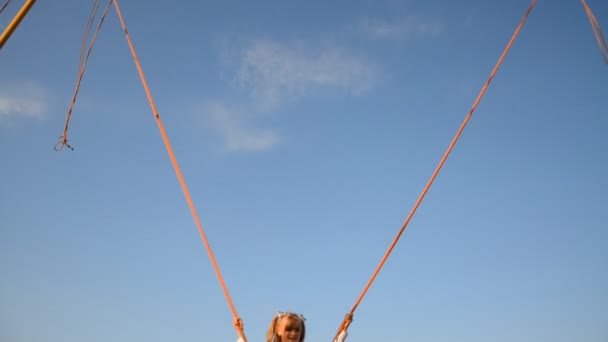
left=276, top=316, right=303, bottom=342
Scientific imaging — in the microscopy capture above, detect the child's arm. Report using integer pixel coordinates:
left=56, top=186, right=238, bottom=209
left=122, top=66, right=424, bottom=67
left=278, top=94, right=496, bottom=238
left=334, top=330, right=348, bottom=342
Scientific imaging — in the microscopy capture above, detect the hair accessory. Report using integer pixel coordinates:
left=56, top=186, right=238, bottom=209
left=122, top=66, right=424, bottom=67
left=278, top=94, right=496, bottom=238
left=276, top=311, right=306, bottom=321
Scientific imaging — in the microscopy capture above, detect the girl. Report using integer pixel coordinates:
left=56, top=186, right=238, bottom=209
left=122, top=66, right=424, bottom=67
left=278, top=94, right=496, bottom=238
left=266, top=311, right=305, bottom=342
left=236, top=311, right=348, bottom=342
left=264, top=311, right=348, bottom=342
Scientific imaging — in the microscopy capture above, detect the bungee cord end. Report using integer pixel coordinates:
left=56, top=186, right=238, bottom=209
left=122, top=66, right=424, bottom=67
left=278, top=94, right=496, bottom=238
left=54, top=136, right=74, bottom=151
left=233, top=317, right=247, bottom=342
left=332, top=313, right=353, bottom=342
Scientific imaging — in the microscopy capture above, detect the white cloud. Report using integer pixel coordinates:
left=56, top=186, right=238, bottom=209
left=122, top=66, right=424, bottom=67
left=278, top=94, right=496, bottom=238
left=0, top=81, right=48, bottom=123
left=361, top=15, right=442, bottom=40
left=235, top=40, right=377, bottom=110
left=202, top=101, right=279, bottom=152
left=202, top=39, right=377, bottom=152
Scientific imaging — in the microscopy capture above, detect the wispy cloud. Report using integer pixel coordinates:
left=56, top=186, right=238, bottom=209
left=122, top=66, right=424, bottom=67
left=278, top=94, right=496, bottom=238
left=235, top=40, right=376, bottom=110
left=202, top=101, right=279, bottom=152
left=0, top=81, right=48, bottom=123
left=201, top=39, right=378, bottom=152
left=360, top=15, right=442, bottom=40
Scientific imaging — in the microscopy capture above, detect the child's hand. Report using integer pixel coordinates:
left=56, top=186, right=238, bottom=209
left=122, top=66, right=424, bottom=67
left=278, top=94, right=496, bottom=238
left=236, top=337, right=245, bottom=342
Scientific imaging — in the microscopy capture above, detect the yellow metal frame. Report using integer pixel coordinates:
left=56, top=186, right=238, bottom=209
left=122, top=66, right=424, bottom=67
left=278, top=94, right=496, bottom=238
left=0, top=0, right=37, bottom=51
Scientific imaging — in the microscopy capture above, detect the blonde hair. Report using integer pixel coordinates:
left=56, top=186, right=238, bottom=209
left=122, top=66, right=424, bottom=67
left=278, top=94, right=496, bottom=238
left=266, top=312, right=306, bottom=342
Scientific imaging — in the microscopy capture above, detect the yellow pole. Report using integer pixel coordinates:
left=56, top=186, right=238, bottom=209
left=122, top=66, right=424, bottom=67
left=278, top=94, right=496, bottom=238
left=0, top=0, right=37, bottom=51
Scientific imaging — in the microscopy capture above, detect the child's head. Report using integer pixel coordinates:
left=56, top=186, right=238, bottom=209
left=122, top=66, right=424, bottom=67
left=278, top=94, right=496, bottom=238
left=266, top=311, right=306, bottom=342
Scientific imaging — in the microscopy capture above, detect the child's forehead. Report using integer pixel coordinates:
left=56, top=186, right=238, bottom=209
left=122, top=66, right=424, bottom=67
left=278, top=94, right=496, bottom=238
left=278, top=316, right=303, bottom=328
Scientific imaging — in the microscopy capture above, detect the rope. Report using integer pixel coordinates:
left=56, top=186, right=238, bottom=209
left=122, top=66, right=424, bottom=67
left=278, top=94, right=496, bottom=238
left=0, top=0, right=11, bottom=15
left=581, top=0, right=608, bottom=64
left=111, top=1, right=247, bottom=340
left=80, top=0, right=101, bottom=71
left=0, top=0, right=36, bottom=51
left=333, top=0, right=538, bottom=339
left=55, top=0, right=112, bottom=151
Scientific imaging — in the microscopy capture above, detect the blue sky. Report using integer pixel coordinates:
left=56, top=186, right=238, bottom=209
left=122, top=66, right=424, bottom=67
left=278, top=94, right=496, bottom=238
left=1, top=0, right=607, bottom=341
